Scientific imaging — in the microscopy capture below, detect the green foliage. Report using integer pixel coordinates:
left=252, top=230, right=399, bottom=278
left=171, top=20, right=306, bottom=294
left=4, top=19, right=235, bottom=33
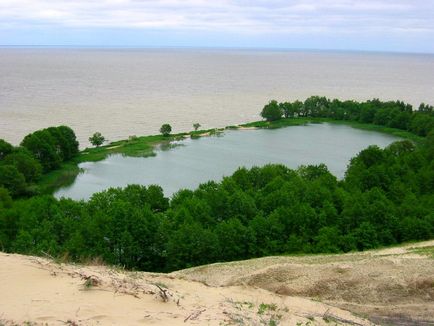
left=255, top=96, right=434, bottom=139
left=3, top=149, right=42, bottom=183
left=89, top=132, right=105, bottom=147
left=21, top=126, right=79, bottom=172
left=21, top=130, right=61, bottom=172
left=0, top=187, right=13, bottom=209
left=193, top=123, right=201, bottom=131
left=54, top=126, right=79, bottom=159
left=0, top=97, right=433, bottom=274
left=0, top=165, right=27, bottom=197
left=261, top=100, right=283, bottom=121
left=160, top=124, right=172, bottom=136
left=0, top=139, right=13, bottom=160
left=0, top=126, right=79, bottom=197
left=1, top=135, right=433, bottom=272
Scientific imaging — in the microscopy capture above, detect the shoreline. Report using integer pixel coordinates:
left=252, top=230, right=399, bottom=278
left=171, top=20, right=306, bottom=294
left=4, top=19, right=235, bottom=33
left=37, top=117, right=421, bottom=194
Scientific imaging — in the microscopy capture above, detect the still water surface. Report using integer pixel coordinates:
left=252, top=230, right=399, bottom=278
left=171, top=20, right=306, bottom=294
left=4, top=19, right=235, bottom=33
left=55, top=123, right=401, bottom=200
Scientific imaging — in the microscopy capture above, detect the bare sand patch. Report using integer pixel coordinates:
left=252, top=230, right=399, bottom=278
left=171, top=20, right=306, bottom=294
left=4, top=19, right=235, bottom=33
left=175, top=241, right=434, bottom=325
left=0, top=253, right=372, bottom=326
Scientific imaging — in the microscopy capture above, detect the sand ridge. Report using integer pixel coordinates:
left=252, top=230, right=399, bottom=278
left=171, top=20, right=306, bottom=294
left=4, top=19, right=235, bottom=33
left=174, top=240, right=434, bottom=325
left=0, top=255, right=371, bottom=325
left=1, top=241, right=433, bottom=325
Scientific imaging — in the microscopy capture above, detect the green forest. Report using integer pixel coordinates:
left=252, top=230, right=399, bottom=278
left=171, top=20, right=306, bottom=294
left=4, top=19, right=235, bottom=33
left=0, top=97, right=433, bottom=272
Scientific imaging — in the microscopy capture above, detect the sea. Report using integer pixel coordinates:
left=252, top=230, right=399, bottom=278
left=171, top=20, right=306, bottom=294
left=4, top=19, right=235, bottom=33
left=1, top=47, right=434, bottom=147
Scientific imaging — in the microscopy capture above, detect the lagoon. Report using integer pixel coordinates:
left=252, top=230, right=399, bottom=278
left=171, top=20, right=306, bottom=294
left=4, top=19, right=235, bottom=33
left=55, top=123, right=401, bottom=200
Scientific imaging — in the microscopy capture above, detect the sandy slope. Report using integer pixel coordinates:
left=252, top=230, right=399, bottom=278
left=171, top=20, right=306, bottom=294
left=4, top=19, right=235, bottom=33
left=174, top=240, right=434, bottom=325
left=0, top=241, right=433, bottom=325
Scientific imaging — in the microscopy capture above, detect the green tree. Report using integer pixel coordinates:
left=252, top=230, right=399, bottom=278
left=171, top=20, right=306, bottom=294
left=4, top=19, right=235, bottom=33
left=160, top=124, right=172, bottom=136
left=89, top=132, right=105, bottom=147
left=166, top=222, right=219, bottom=270
left=21, top=130, right=61, bottom=172
left=51, top=126, right=79, bottom=160
left=0, top=165, right=26, bottom=197
left=0, top=187, right=13, bottom=209
left=0, top=139, right=13, bottom=160
left=3, top=149, right=42, bottom=182
left=261, top=100, right=283, bottom=121
left=303, top=96, right=330, bottom=117
left=314, top=227, right=341, bottom=253
left=193, top=123, right=201, bottom=131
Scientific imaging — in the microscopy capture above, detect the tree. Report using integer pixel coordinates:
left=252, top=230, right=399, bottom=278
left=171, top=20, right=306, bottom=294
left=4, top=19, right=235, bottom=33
left=3, top=149, right=42, bottom=182
left=0, top=187, right=13, bottom=208
left=0, top=165, right=26, bottom=197
left=418, top=103, right=433, bottom=114
left=52, top=126, right=79, bottom=160
left=160, top=124, right=172, bottom=136
left=193, top=123, right=201, bottom=131
left=21, top=130, right=61, bottom=172
left=89, top=132, right=105, bottom=147
left=303, top=96, right=330, bottom=117
left=260, top=100, right=283, bottom=122
left=0, top=139, right=13, bottom=160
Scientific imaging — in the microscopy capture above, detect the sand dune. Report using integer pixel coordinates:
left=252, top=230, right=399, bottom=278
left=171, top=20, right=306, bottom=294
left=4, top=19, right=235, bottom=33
left=174, top=240, right=434, bottom=325
left=1, top=241, right=433, bottom=325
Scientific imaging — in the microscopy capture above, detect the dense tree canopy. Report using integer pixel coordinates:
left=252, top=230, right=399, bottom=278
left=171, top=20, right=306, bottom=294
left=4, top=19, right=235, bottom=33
left=3, top=149, right=42, bottom=183
left=0, top=97, right=433, bottom=272
left=0, top=136, right=433, bottom=271
left=160, top=124, right=172, bottom=136
left=0, top=139, right=13, bottom=160
left=21, top=126, right=79, bottom=172
left=0, top=165, right=26, bottom=197
left=89, top=132, right=105, bottom=147
left=261, top=100, right=283, bottom=121
left=0, top=126, right=79, bottom=197
left=263, top=96, right=434, bottom=137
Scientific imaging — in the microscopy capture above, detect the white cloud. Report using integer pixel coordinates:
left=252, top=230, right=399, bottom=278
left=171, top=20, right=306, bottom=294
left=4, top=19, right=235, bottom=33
left=0, top=0, right=432, bottom=35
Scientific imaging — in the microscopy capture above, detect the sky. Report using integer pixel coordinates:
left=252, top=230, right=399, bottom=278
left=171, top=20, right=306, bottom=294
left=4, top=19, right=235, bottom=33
left=0, top=0, right=433, bottom=53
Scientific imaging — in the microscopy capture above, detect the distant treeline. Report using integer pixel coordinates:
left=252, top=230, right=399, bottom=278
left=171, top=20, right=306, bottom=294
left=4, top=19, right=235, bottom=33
left=0, top=126, right=79, bottom=196
left=0, top=97, right=433, bottom=272
left=261, top=96, right=434, bottom=136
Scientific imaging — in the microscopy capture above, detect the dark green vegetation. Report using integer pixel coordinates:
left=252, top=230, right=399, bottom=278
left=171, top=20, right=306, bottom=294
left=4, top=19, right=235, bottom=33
left=193, top=123, right=201, bottom=131
left=259, top=96, right=433, bottom=138
left=88, top=132, right=105, bottom=147
left=0, top=97, right=433, bottom=272
left=260, top=100, right=283, bottom=121
left=160, top=123, right=172, bottom=136
left=0, top=126, right=78, bottom=197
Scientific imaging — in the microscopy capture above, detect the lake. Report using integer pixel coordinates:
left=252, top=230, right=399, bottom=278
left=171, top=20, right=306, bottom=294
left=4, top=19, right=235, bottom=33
left=1, top=48, right=433, bottom=147
left=54, top=123, right=401, bottom=200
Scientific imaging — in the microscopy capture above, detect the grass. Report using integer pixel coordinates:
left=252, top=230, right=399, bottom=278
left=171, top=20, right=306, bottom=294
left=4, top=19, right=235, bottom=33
left=409, top=246, right=434, bottom=259
left=37, top=117, right=424, bottom=194
left=37, top=162, right=82, bottom=194
left=257, top=303, right=278, bottom=315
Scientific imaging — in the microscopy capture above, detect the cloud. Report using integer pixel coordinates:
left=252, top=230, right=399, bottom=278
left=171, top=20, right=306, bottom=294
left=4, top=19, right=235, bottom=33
left=0, top=0, right=433, bottom=52
left=0, top=0, right=433, bottom=35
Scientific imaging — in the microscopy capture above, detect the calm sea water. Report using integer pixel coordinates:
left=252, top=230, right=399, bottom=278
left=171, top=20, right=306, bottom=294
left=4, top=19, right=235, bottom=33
left=54, top=123, right=400, bottom=200
left=0, top=48, right=433, bottom=147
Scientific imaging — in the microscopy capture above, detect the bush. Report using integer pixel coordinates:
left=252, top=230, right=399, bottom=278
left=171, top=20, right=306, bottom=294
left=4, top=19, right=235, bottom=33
left=160, top=124, right=172, bottom=136
left=0, top=139, right=13, bottom=160
left=261, top=100, right=283, bottom=121
left=89, top=132, right=105, bottom=147
left=3, top=149, right=42, bottom=182
left=0, top=165, right=26, bottom=197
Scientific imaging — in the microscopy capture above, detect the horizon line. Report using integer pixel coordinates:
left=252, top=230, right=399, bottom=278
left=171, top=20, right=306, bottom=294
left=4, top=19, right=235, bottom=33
left=1, top=45, right=433, bottom=56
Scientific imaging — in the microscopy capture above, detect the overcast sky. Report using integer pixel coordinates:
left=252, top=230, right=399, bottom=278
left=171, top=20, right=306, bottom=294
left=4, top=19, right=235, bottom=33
left=1, top=0, right=433, bottom=53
